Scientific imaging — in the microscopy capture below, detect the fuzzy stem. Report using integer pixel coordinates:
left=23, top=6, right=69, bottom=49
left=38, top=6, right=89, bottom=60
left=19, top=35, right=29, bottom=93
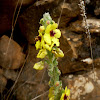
left=47, top=50, right=62, bottom=100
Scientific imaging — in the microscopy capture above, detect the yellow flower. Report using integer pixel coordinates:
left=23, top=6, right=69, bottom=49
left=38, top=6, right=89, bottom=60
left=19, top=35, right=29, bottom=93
left=60, top=86, right=70, bottom=100
left=48, top=87, right=54, bottom=100
left=43, top=42, right=54, bottom=51
left=33, top=61, right=44, bottom=70
left=35, top=40, right=41, bottom=50
left=49, top=97, right=54, bottom=100
left=35, top=32, right=43, bottom=50
left=35, top=30, right=54, bottom=51
left=52, top=48, right=64, bottom=58
left=44, top=23, right=61, bottom=46
left=37, top=49, right=47, bottom=58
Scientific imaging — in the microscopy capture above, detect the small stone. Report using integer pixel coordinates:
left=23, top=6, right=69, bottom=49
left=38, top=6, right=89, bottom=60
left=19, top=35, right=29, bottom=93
left=97, top=80, right=100, bottom=85
left=68, top=75, right=73, bottom=79
left=84, top=82, right=94, bottom=93
left=81, top=58, right=93, bottom=64
left=67, top=38, right=71, bottom=41
left=73, top=38, right=79, bottom=42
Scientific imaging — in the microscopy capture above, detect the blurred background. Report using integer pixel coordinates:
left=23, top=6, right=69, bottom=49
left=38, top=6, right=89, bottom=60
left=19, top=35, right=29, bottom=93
left=0, top=0, right=100, bottom=100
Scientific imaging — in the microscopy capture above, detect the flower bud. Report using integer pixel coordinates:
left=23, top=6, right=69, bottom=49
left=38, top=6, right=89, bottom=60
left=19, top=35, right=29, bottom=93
left=55, top=81, right=60, bottom=86
left=39, top=26, right=45, bottom=32
left=40, top=18, right=44, bottom=24
left=52, top=48, right=64, bottom=58
left=33, top=61, right=44, bottom=70
left=46, top=20, right=50, bottom=25
left=37, top=49, right=47, bottom=58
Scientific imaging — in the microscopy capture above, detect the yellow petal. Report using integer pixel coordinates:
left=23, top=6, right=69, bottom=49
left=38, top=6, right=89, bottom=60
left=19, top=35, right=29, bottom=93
left=51, top=23, right=58, bottom=30
left=65, top=86, right=68, bottom=92
left=45, top=24, right=52, bottom=34
left=57, top=48, right=64, bottom=57
left=33, top=61, right=44, bottom=70
left=44, top=33, right=51, bottom=45
left=51, top=37, right=59, bottom=46
left=54, top=29, right=61, bottom=38
left=51, top=42, right=54, bottom=49
left=38, top=31, right=43, bottom=36
left=49, top=97, right=54, bottom=100
left=43, top=44, right=51, bottom=51
left=52, top=48, right=64, bottom=58
left=43, top=42, right=54, bottom=51
left=41, top=36, right=45, bottom=47
left=48, top=87, right=54, bottom=98
left=35, top=41, right=41, bottom=50
left=45, top=23, right=58, bottom=34
left=66, top=89, right=70, bottom=96
left=60, top=93, right=65, bottom=100
left=37, top=49, right=47, bottom=58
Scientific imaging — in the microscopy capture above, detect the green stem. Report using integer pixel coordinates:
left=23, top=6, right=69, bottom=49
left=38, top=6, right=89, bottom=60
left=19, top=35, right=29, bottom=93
left=47, top=51, right=62, bottom=100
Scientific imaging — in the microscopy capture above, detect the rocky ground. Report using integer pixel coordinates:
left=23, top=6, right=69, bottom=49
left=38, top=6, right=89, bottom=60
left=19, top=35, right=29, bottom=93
left=0, top=0, right=100, bottom=100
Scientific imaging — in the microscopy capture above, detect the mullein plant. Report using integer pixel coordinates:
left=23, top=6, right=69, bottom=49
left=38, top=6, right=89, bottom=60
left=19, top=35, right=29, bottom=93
left=33, top=13, right=70, bottom=100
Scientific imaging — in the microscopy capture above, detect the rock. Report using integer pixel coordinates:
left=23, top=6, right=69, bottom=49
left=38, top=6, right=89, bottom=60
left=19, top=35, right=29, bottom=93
left=16, top=67, right=49, bottom=100
left=51, top=0, right=80, bottom=28
left=62, top=27, right=100, bottom=59
left=85, top=0, right=100, bottom=16
left=0, top=75, right=7, bottom=93
left=18, top=45, right=39, bottom=82
left=0, top=0, right=35, bottom=34
left=58, top=31, right=87, bottom=74
left=20, top=0, right=35, bottom=5
left=18, top=45, right=49, bottom=82
left=15, top=45, right=49, bottom=100
left=58, top=29, right=100, bottom=74
left=3, top=69, right=18, bottom=81
left=18, top=0, right=58, bottom=44
left=0, top=68, right=7, bottom=93
left=94, top=58, right=100, bottom=68
left=62, top=68, right=100, bottom=100
left=83, top=19, right=100, bottom=34
left=94, top=8, right=100, bottom=16
left=0, top=35, right=25, bottom=69
left=16, top=83, right=48, bottom=100
left=0, top=68, right=3, bottom=75
left=67, top=19, right=100, bottom=35
left=18, top=0, right=80, bottom=44
left=94, top=0, right=100, bottom=16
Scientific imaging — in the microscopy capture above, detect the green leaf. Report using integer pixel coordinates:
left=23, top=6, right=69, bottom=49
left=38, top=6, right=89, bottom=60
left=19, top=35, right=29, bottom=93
left=48, top=71, right=53, bottom=77
left=53, top=58, right=58, bottom=66
left=43, top=12, right=52, bottom=22
left=44, top=59, right=50, bottom=64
